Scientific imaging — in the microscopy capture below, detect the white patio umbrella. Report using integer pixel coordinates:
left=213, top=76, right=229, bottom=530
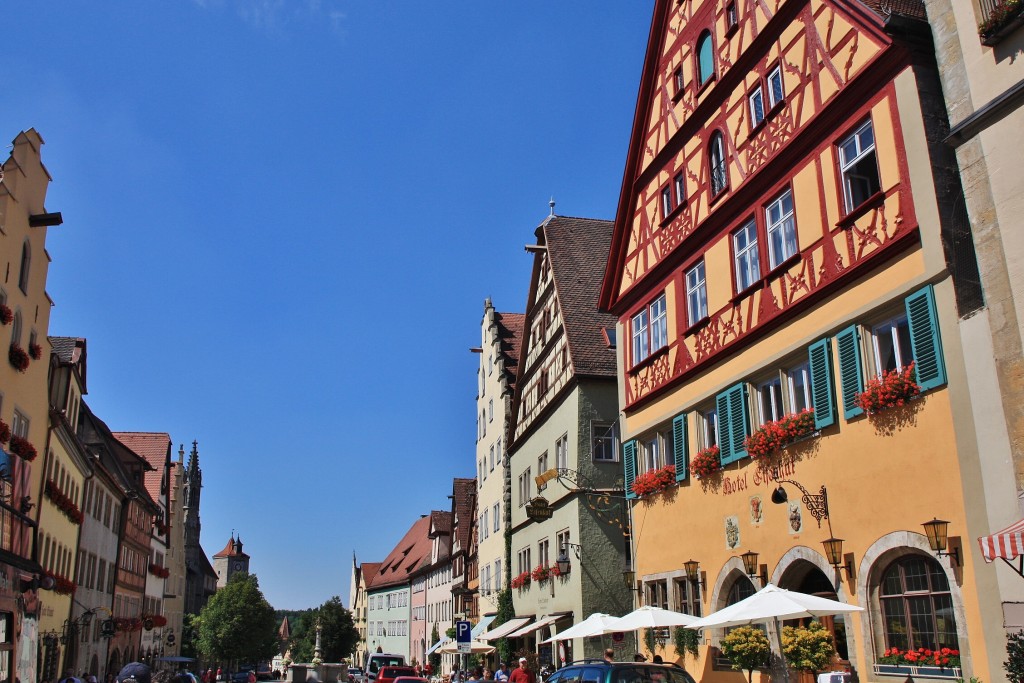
left=603, top=605, right=700, bottom=632
left=542, top=613, right=620, bottom=642
left=437, top=640, right=496, bottom=655
left=685, top=584, right=863, bottom=683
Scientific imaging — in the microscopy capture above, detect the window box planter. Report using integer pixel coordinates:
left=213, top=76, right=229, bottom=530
left=856, top=363, right=920, bottom=415
left=28, top=342, right=42, bottom=360
left=511, top=571, right=531, bottom=589
left=8, top=344, right=29, bottom=372
left=0, top=420, right=10, bottom=445
left=874, top=664, right=961, bottom=679
left=8, top=434, right=37, bottom=462
left=980, top=0, right=1024, bottom=46
left=0, top=305, right=11, bottom=326
left=745, top=409, right=816, bottom=461
left=632, top=464, right=676, bottom=497
left=692, top=446, right=722, bottom=480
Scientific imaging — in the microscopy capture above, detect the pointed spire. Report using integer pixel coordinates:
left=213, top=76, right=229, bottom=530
left=549, top=197, right=556, bottom=216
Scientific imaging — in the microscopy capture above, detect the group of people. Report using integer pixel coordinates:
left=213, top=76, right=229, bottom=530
left=444, top=658, right=538, bottom=683
left=58, top=662, right=193, bottom=683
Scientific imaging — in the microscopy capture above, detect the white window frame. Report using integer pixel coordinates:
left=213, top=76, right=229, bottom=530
left=631, top=293, right=668, bottom=364
left=787, top=362, right=812, bottom=414
left=756, top=376, right=784, bottom=426
left=555, top=434, right=568, bottom=470
left=710, top=133, right=728, bottom=195
left=767, top=65, right=785, bottom=108
left=538, top=538, right=550, bottom=568
left=674, top=173, right=686, bottom=206
left=871, top=314, right=913, bottom=377
left=733, top=219, right=761, bottom=292
left=493, top=503, right=500, bottom=533
left=686, top=261, right=708, bottom=326
left=661, top=186, right=673, bottom=219
left=749, top=85, right=765, bottom=127
left=839, top=119, right=880, bottom=213
left=700, top=407, right=718, bottom=449
left=765, top=189, right=797, bottom=269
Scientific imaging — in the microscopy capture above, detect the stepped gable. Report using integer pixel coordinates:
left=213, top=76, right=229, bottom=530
left=543, top=215, right=618, bottom=378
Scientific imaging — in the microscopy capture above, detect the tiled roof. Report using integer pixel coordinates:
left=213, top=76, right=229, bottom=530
left=430, top=510, right=452, bottom=535
left=855, top=0, right=926, bottom=21
left=543, top=216, right=618, bottom=377
left=367, top=514, right=435, bottom=590
left=361, top=562, right=382, bottom=585
left=213, top=536, right=250, bottom=559
left=113, top=432, right=170, bottom=506
left=451, top=478, right=476, bottom=552
left=49, top=336, right=83, bottom=364
left=494, top=312, right=525, bottom=391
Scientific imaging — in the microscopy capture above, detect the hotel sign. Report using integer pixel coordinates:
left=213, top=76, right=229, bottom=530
left=526, top=497, right=553, bottom=522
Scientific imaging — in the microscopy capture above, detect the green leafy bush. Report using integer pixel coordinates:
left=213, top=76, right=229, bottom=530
left=1006, top=630, right=1024, bottom=683
left=720, top=626, right=771, bottom=683
left=782, top=622, right=835, bottom=673
left=674, top=627, right=700, bottom=659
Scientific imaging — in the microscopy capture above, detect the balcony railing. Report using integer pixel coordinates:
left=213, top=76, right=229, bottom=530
left=0, top=488, right=41, bottom=575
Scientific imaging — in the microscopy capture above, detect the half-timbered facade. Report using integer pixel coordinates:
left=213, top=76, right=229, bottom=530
left=506, top=214, right=630, bottom=663
left=601, top=1, right=1005, bottom=681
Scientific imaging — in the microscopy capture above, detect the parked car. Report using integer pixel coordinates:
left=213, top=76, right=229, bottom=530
left=348, top=667, right=365, bottom=683
left=375, top=666, right=418, bottom=683
left=391, top=678, right=428, bottom=683
left=544, top=661, right=696, bottom=683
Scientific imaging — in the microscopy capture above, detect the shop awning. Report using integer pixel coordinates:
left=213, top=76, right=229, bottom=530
left=479, top=617, right=531, bottom=641
left=426, top=636, right=449, bottom=655
left=980, top=518, right=1024, bottom=578
left=472, top=614, right=497, bottom=638
left=504, top=614, right=561, bottom=638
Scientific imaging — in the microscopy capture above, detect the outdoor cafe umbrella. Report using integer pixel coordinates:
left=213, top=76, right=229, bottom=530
left=685, top=584, right=863, bottom=683
left=438, top=640, right=496, bottom=655
left=603, top=605, right=700, bottom=632
left=542, top=613, right=620, bottom=643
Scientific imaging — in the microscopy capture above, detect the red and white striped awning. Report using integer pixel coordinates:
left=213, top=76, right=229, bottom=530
left=979, top=518, right=1024, bottom=562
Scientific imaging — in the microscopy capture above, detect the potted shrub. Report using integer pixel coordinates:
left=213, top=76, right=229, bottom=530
left=782, top=622, right=835, bottom=678
left=720, top=626, right=771, bottom=683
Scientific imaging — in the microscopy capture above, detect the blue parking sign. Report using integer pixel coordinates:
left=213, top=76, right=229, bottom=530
left=456, top=620, right=472, bottom=653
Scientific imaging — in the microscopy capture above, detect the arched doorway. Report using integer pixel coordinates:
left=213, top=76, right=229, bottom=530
left=109, top=649, right=122, bottom=679
left=778, top=560, right=849, bottom=662
left=91, top=654, right=100, bottom=676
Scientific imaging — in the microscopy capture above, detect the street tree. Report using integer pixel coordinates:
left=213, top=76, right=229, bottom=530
left=198, top=573, right=279, bottom=668
left=289, top=597, right=359, bottom=663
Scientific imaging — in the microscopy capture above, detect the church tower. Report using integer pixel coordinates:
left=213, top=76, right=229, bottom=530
left=183, top=441, right=202, bottom=551
left=213, top=533, right=251, bottom=588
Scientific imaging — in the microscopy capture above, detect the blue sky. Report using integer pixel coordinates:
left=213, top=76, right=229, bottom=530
left=5, top=1, right=654, bottom=610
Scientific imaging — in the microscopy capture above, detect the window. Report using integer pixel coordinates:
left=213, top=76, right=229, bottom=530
left=556, top=434, right=568, bottom=470
left=517, top=547, right=532, bottom=575
left=839, top=119, right=881, bottom=212
left=592, top=422, right=617, bottom=462
left=673, top=66, right=684, bottom=95
left=493, top=503, right=500, bottom=533
left=716, top=383, right=750, bottom=464
left=767, top=65, right=784, bottom=108
left=675, top=577, right=703, bottom=617
left=488, top=399, right=493, bottom=422
left=733, top=220, right=761, bottom=292
left=726, top=2, right=738, bottom=29
left=10, top=312, right=21, bottom=348
left=765, top=189, right=797, bottom=268
left=11, top=411, right=28, bottom=440
left=871, top=315, right=913, bottom=377
left=641, top=428, right=673, bottom=473
left=482, top=509, right=489, bottom=539
left=697, top=31, right=715, bottom=85
left=556, top=529, right=571, bottom=557
left=489, top=444, right=495, bottom=471
left=645, top=579, right=669, bottom=610
left=686, top=261, right=708, bottom=326
left=537, top=453, right=548, bottom=486
left=749, top=85, right=765, bottom=127
left=538, top=538, right=550, bottom=568
left=661, top=186, right=673, bottom=220
left=787, top=362, right=812, bottom=413
left=18, top=241, right=30, bottom=295
left=756, top=376, right=784, bottom=425
left=699, top=408, right=718, bottom=449
left=518, top=469, right=532, bottom=506
left=880, top=555, right=959, bottom=651
left=631, top=293, right=667, bottom=364
left=674, top=173, right=686, bottom=206
left=709, top=132, right=728, bottom=195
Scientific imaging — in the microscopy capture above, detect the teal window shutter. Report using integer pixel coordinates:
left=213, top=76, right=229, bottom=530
left=623, top=440, right=638, bottom=499
left=808, top=338, right=836, bottom=429
left=718, top=383, right=749, bottom=465
left=715, top=390, right=732, bottom=465
left=905, top=285, right=947, bottom=391
left=836, top=324, right=864, bottom=419
left=672, top=413, right=688, bottom=481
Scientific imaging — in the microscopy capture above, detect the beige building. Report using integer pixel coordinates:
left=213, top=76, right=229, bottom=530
left=0, top=129, right=66, bottom=683
left=923, top=0, right=1024, bottom=638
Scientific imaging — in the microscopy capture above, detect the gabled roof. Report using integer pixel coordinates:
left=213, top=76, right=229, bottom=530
left=494, top=311, right=525, bottom=391
left=213, top=535, right=250, bottom=559
left=367, top=514, right=435, bottom=590
left=113, top=432, right=171, bottom=508
left=49, top=336, right=87, bottom=392
left=78, top=401, right=159, bottom=512
left=361, top=562, right=382, bottom=586
left=430, top=510, right=452, bottom=537
left=542, top=215, right=618, bottom=377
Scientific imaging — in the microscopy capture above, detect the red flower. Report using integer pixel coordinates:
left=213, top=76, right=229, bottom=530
left=691, top=446, right=721, bottom=479
left=745, top=409, right=816, bottom=460
left=9, top=434, right=37, bottom=461
left=632, top=464, right=676, bottom=497
left=28, top=342, right=42, bottom=360
left=0, top=420, right=10, bottom=444
left=856, top=363, right=920, bottom=414
left=0, top=305, right=12, bottom=326
left=8, top=344, right=29, bottom=372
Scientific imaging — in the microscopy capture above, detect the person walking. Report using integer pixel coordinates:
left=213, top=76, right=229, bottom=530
left=604, top=650, right=614, bottom=663
left=494, top=664, right=509, bottom=683
left=508, top=659, right=534, bottom=683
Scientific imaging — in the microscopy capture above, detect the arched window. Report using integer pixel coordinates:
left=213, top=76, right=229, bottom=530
left=726, top=574, right=757, bottom=606
left=11, top=310, right=22, bottom=347
left=880, top=555, right=959, bottom=651
left=709, top=132, right=728, bottom=195
left=18, top=240, right=30, bottom=294
left=697, top=30, right=715, bottom=85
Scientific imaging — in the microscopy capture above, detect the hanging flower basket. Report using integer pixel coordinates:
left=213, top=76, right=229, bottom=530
left=632, top=464, right=676, bottom=497
left=511, top=571, right=531, bottom=589
left=0, top=420, right=10, bottom=445
left=857, top=363, right=920, bottom=414
left=8, top=344, right=29, bottom=372
left=745, top=409, right=816, bottom=460
left=0, top=305, right=12, bottom=326
left=691, top=445, right=722, bottom=479
left=8, top=434, right=37, bottom=461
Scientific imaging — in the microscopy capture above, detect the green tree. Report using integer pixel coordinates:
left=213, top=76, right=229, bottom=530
left=181, top=613, right=202, bottom=661
left=288, top=598, right=359, bottom=663
left=429, top=624, right=441, bottom=673
left=719, top=626, right=771, bottom=683
left=1007, top=630, right=1024, bottom=683
left=781, top=622, right=835, bottom=674
left=198, top=573, right=279, bottom=667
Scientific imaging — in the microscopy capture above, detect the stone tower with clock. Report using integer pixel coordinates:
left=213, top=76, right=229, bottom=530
left=213, top=533, right=251, bottom=588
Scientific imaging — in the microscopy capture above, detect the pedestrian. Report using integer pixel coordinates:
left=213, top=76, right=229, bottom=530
left=117, top=663, right=152, bottom=683
left=633, top=654, right=645, bottom=663
left=482, top=670, right=493, bottom=681
left=106, top=673, right=117, bottom=683
left=604, top=649, right=614, bottom=663
left=217, top=669, right=223, bottom=683
left=202, top=672, right=211, bottom=683
left=508, top=659, right=534, bottom=683
left=651, top=655, right=663, bottom=664
left=59, top=669, right=82, bottom=683
left=494, top=664, right=509, bottom=683
left=248, top=672, right=256, bottom=683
